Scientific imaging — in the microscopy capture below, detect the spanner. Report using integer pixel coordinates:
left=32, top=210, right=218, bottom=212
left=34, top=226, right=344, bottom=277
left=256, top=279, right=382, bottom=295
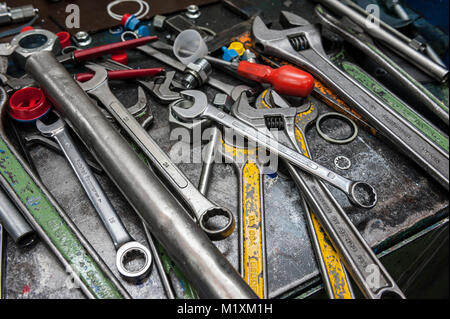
left=173, top=90, right=378, bottom=209
left=219, top=130, right=268, bottom=299
left=252, top=88, right=354, bottom=299
left=251, top=14, right=449, bottom=190
left=78, top=64, right=235, bottom=241
left=246, top=89, right=404, bottom=298
left=36, top=114, right=153, bottom=281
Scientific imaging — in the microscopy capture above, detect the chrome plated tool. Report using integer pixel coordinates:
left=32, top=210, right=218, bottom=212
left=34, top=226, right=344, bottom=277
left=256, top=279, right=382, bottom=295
left=251, top=14, right=449, bottom=190
left=78, top=64, right=235, bottom=241
left=173, top=90, right=378, bottom=209
left=37, top=114, right=152, bottom=281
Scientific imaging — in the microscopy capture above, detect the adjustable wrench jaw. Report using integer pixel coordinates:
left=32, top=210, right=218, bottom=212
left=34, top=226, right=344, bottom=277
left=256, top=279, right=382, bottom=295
left=252, top=16, right=327, bottom=68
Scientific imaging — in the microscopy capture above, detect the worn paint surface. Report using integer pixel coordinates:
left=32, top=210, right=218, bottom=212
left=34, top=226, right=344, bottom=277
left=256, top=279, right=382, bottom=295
left=221, top=141, right=266, bottom=298
left=242, top=162, right=265, bottom=298
left=0, top=138, right=122, bottom=299
left=341, top=62, right=449, bottom=152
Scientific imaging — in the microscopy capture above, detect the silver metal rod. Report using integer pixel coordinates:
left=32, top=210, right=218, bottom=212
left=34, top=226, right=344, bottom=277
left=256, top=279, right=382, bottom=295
left=317, top=0, right=449, bottom=82
left=25, top=51, right=257, bottom=299
left=0, top=188, right=35, bottom=247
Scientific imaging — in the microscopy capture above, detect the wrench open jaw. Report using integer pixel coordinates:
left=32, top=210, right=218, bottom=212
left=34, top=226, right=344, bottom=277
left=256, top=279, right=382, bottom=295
left=175, top=90, right=378, bottom=209
left=251, top=14, right=449, bottom=190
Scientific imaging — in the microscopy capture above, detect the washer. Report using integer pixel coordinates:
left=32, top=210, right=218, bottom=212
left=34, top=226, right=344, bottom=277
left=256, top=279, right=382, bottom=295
left=316, top=112, right=358, bottom=144
left=334, top=156, right=352, bottom=170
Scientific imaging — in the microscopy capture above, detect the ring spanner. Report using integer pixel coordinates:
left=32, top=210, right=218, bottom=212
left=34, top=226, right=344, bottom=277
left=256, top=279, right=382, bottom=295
left=173, top=90, right=378, bottom=209
left=78, top=64, right=235, bottom=241
left=36, top=114, right=152, bottom=281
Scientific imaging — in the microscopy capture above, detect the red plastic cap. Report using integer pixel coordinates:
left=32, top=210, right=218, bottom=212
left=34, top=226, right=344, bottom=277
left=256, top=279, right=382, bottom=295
left=56, top=31, right=72, bottom=49
left=8, top=87, right=51, bottom=122
left=121, top=13, right=132, bottom=26
left=20, top=26, right=34, bottom=33
left=111, top=51, right=129, bottom=65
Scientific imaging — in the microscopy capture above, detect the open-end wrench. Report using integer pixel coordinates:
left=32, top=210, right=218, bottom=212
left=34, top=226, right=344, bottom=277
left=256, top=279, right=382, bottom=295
left=218, top=130, right=268, bottom=298
left=251, top=15, right=449, bottom=190
left=134, top=43, right=252, bottom=101
left=173, top=90, right=378, bottom=209
left=36, top=115, right=152, bottom=281
left=78, top=64, right=235, bottom=241
left=251, top=89, right=354, bottom=299
left=247, top=89, right=403, bottom=298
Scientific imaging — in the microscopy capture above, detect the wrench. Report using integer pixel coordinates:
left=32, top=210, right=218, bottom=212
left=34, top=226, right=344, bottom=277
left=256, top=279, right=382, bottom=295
left=219, top=130, right=268, bottom=298
left=250, top=90, right=404, bottom=299
left=173, top=90, right=378, bottom=209
left=78, top=64, right=235, bottom=241
left=251, top=15, right=449, bottom=190
left=0, top=222, right=4, bottom=299
left=252, top=88, right=354, bottom=299
left=36, top=115, right=152, bottom=281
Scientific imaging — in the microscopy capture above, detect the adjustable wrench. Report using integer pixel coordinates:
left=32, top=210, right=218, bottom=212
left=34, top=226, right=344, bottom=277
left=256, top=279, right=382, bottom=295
left=173, top=90, right=378, bottom=209
left=240, top=89, right=404, bottom=298
left=36, top=115, right=152, bottom=281
left=78, top=64, right=235, bottom=241
left=252, top=89, right=354, bottom=299
left=251, top=15, right=449, bottom=190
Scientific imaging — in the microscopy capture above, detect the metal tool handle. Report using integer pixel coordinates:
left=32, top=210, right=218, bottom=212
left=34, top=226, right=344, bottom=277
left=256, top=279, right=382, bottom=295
left=46, top=123, right=134, bottom=249
left=90, top=85, right=235, bottom=240
left=294, top=48, right=449, bottom=188
left=201, top=105, right=377, bottom=208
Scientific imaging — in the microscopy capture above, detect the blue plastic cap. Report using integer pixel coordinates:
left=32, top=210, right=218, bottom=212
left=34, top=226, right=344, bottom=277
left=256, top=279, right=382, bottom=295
left=221, top=46, right=239, bottom=62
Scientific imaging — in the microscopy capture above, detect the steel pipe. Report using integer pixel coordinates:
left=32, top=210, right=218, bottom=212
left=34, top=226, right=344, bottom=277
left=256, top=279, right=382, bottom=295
left=25, top=51, right=256, bottom=299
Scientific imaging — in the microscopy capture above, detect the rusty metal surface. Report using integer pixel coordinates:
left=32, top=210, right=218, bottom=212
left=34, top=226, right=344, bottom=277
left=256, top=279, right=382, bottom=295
left=3, top=0, right=448, bottom=299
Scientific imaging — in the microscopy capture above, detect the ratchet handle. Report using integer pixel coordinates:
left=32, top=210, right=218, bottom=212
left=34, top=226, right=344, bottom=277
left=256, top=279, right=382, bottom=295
left=73, top=36, right=158, bottom=62
left=76, top=68, right=164, bottom=82
left=237, top=61, right=315, bottom=97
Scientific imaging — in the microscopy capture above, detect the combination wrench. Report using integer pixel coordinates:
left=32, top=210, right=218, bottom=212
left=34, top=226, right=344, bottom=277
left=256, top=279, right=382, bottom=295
left=251, top=15, right=449, bottom=190
left=36, top=114, right=153, bottom=281
left=246, top=89, right=403, bottom=298
left=78, top=64, right=235, bottom=241
left=173, top=90, right=378, bottom=210
left=251, top=89, right=354, bottom=299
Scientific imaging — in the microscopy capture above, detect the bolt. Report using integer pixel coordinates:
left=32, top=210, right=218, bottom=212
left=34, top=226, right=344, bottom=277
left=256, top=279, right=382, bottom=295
left=186, top=4, right=201, bottom=19
left=74, top=31, right=92, bottom=47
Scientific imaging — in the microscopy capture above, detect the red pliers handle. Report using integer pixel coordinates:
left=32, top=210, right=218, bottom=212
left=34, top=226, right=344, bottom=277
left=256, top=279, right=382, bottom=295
left=75, top=68, right=164, bottom=82
left=58, top=36, right=158, bottom=63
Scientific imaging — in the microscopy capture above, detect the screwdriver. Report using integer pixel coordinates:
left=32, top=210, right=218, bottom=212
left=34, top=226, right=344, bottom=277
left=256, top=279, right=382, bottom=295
left=205, top=56, right=315, bottom=97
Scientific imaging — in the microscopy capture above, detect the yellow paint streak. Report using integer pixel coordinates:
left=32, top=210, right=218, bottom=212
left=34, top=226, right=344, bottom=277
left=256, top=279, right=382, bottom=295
left=295, top=109, right=353, bottom=299
left=242, top=162, right=264, bottom=298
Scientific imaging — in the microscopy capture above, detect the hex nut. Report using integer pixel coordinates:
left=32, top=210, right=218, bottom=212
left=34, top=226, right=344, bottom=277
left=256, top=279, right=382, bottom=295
left=11, top=29, right=61, bottom=69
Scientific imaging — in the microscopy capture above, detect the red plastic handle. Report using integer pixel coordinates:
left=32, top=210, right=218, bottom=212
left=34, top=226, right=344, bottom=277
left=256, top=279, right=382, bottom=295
left=237, top=61, right=315, bottom=97
left=73, top=35, right=158, bottom=62
left=76, top=68, right=164, bottom=82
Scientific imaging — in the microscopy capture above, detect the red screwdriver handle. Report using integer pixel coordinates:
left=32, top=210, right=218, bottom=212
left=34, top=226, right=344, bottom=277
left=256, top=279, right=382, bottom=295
left=73, top=36, right=158, bottom=62
left=237, top=61, right=315, bottom=97
left=76, top=68, right=164, bottom=82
